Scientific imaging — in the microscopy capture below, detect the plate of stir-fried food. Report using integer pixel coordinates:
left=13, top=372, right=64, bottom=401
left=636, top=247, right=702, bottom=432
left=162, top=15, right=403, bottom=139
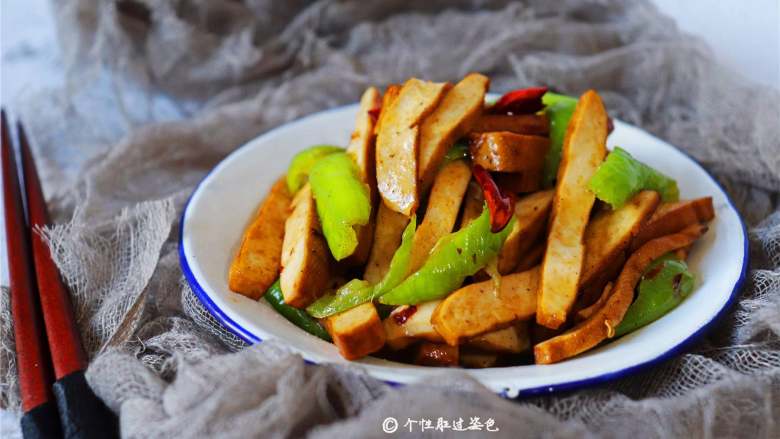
left=179, top=74, right=747, bottom=396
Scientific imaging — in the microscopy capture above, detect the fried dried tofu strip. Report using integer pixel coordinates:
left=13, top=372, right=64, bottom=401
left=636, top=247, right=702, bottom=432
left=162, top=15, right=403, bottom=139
left=347, top=87, right=381, bottom=186
left=574, top=282, right=613, bottom=322
left=575, top=191, right=661, bottom=308
left=376, top=78, right=450, bottom=216
left=534, top=224, right=707, bottom=364
left=432, top=267, right=539, bottom=346
left=514, top=240, right=545, bottom=273
left=325, top=302, right=386, bottom=360
left=471, top=114, right=550, bottom=136
left=280, top=184, right=333, bottom=308
left=409, top=160, right=472, bottom=272
left=537, top=90, right=608, bottom=329
left=229, top=177, right=292, bottom=299
left=458, top=181, right=484, bottom=229
left=466, top=323, right=530, bottom=354
left=631, top=197, right=715, bottom=251
left=497, top=189, right=554, bottom=274
left=383, top=300, right=444, bottom=350
left=374, top=84, right=400, bottom=136
left=418, top=73, right=489, bottom=191
left=580, top=190, right=661, bottom=289
left=493, top=170, right=542, bottom=194
left=469, top=132, right=549, bottom=173
left=361, top=86, right=407, bottom=280
left=343, top=87, right=382, bottom=267
left=363, top=202, right=410, bottom=283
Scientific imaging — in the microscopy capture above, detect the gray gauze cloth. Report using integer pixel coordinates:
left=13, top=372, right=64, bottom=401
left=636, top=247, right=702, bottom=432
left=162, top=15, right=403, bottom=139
left=1, top=0, right=779, bottom=437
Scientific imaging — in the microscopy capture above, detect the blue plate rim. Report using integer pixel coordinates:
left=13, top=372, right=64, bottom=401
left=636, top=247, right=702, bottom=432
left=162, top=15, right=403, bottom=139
left=178, top=103, right=750, bottom=398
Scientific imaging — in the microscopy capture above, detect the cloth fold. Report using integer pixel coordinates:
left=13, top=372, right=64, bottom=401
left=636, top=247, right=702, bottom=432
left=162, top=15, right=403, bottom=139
left=1, top=0, right=778, bottom=437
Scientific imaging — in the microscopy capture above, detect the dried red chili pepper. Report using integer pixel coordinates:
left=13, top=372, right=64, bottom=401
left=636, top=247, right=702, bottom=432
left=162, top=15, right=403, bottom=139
left=490, top=86, right=548, bottom=115
left=471, top=164, right=514, bottom=232
left=368, top=107, right=381, bottom=123
left=392, top=305, right=417, bottom=325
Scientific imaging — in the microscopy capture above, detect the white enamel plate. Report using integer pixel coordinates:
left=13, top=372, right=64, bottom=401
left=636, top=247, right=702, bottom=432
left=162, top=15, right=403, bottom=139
left=179, top=103, right=748, bottom=397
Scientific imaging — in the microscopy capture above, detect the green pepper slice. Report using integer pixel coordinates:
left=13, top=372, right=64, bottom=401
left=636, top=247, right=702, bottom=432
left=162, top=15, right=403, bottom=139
left=614, top=254, right=694, bottom=337
left=443, top=142, right=469, bottom=164
left=541, top=92, right=578, bottom=187
left=265, top=280, right=331, bottom=341
left=379, top=207, right=513, bottom=306
left=286, top=145, right=343, bottom=194
left=306, top=218, right=417, bottom=318
left=589, top=147, right=679, bottom=209
left=309, top=152, right=372, bottom=260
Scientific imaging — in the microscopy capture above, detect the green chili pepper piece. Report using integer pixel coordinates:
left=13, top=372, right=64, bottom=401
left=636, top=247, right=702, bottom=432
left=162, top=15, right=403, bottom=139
left=304, top=279, right=374, bottom=320
left=589, top=147, right=679, bottom=209
left=286, top=145, right=343, bottom=194
left=373, top=216, right=417, bottom=296
left=443, top=142, right=469, bottom=164
left=541, top=92, right=578, bottom=187
left=265, top=280, right=331, bottom=341
left=379, top=207, right=513, bottom=306
left=306, top=218, right=417, bottom=318
left=309, top=153, right=372, bottom=260
left=614, top=254, right=695, bottom=337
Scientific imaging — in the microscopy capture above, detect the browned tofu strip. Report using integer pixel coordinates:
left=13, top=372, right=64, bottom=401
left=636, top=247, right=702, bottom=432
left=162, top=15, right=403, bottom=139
left=280, top=184, right=333, bottom=308
left=497, top=190, right=554, bottom=274
left=535, top=224, right=707, bottom=364
left=537, top=90, right=608, bottom=329
left=383, top=300, right=443, bottom=350
left=343, top=87, right=382, bottom=267
left=376, top=78, right=449, bottom=216
left=580, top=191, right=661, bottom=289
left=373, top=84, right=400, bottom=136
left=325, top=302, right=386, bottom=360
left=431, top=267, right=539, bottom=346
left=383, top=315, right=413, bottom=351
left=409, top=160, right=472, bottom=272
left=470, top=114, right=550, bottom=136
left=514, top=240, right=545, bottom=273
left=229, top=177, right=292, bottom=299
left=493, top=169, right=542, bottom=194
left=418, top=73, right=489, bottom=191
left=458, top=181, right=484, bottom=229
left=347, top=87, right=382, bottom=187
left=574, top=191, right=661, bottom=308
left=631, top=197, right=715, bottom=251
left=573, top=282, right=613, bottom=322
left=469, top=132, right=549, bottom=173
left=466, top=323, right=530, bottom=354
left=363, top=202, right=410, bottom=283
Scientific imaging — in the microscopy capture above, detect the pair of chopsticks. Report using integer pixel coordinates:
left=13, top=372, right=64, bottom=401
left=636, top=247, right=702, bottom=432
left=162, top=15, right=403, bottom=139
left=2, top=110, right=118, bottom=438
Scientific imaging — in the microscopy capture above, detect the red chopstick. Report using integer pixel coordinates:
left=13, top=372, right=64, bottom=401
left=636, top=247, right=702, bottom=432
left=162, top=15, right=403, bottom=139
left=4, top=110, right=118, bottom=437
left=2, top=110, right=61, bottom=436
left=18, top=122, right=88, bottom=379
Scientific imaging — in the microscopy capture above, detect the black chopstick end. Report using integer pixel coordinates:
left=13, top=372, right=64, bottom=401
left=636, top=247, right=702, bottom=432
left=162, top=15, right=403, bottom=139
left=21, top=400, right=62, bottom=439
left=53, top=371, right=118, bottom=439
